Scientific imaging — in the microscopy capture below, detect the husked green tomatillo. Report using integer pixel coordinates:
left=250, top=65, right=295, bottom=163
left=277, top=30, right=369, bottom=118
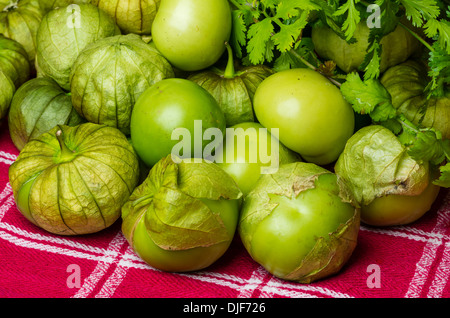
left=9, top=123, right=140, bottom=235
left=239, top=162, right=360, bottom=283
left=334, top=125, right=440, bottom=226
left=215, top=122, right=300, bottom=196
left=122, top=155, right=242, bottom=272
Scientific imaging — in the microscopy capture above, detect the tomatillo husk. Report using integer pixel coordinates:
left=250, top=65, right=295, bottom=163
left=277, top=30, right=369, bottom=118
left=70, top=33, right=174, bottom=134
left=0, top=70, right=15, bottom=119
left=0, top=34, right=30, bottom=89
left=122, top=155, right=242, bottom=272
left=380, top=60, right=450, bottom=140
left=8, top=77, right=85, bottom=151
left=188, top=43, right=275, bottom=126
left=91, top=0, right=160, bottom=35
left=8, top=122, right=140, bottom=235
left=36, top=3, right=121, bottom=91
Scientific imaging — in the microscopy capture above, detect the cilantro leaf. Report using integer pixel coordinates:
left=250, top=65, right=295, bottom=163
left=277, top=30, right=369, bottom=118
left=427, top=40, right=450, bottom=97
left=272, top=12, right=309, bottom=53
left=340, top=72, right=397, bottom=122
left=399, top=0, right=440, bottom=27
left=424, top=18, right=450, bottom=54
left=407, top=129, right=449, bottom=165
left=231, top=9, right=251, bottom=59
left=247, top=18, right=274, bottom=64
left=434, top=163, right=450, bottom=187
left=333, top=0, right=361, bottom=41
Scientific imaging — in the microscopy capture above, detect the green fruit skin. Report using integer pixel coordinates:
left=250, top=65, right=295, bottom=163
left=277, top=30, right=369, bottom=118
left=253, top=68, right=355, bottom=165
left=91, top=0, right=160, bottom=35
left=239, top=166, right=359, bottom=282
left=360, top=180, right=440, bottom=226
left=8, top=77, right=85, bottom=151
left=132, top=198, right=239, bottom=272
left=0, top=34, right=30, bottom=89
left=130, top=78, right=226, bottom=167
left=151, top=0, right=232, bottom=71
left=36, top=3, right=121, bottom=91
left=215, top=122, right=300, bottom=196
left=8, top=123, right=140, bottom=235
left=312, top=21, right=420, bottom=74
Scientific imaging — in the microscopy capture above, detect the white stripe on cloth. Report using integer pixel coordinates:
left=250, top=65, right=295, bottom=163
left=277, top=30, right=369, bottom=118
left=72, top=231, right=128, bottom=298
left=405, top=192, right=450, bottom=298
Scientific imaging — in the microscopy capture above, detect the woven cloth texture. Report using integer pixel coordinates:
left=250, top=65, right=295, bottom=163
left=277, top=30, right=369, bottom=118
left=0, top=121, right=449, bottom=298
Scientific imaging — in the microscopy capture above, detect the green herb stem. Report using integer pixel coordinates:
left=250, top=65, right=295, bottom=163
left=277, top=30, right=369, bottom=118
left=398, top=22, right=434, bottom=52
left=289, top=49, right=342, bottom=87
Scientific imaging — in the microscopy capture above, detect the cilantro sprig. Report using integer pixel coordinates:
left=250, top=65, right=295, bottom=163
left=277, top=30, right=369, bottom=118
left=230, top=0, right=449, bottom=95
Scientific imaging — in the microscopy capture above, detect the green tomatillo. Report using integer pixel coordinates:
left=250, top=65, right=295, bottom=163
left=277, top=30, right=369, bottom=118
left=121, top=155, right=242, bottom=272
left=188, top=43, right=275, bottom=126
left=130, top=78, right=226, bottom=167
left=334, top=125, right=440, bottom=226
left=91, top=0, right=160, bottom=35
left=239, top=161, right=360, bottom=283
left=253, top=68, right=355, bottom=165
left=311, top=20, right=420, bottom=74
left=151, top=0, right=232, bottom=71
left=8, top=122, right=140, bottom=235
left=0, top=0, right=44, bottom=70
left=380, top=60, right=450, bottom=140
left=214, top=122, right=301, bottom=196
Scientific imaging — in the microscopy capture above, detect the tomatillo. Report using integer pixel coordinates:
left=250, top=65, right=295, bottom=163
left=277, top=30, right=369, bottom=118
left=215, top=122, right=300, bottom=196
left=130, top=78, right=226, bottom=167
left=121, top=155, right=242, bottom=272
left=335, top=125, right=440, bottom=226
left=239, top=162, right=360, bottom=283
left=253, top=68, right=355, bottom=165
left=8, top=123, right=140, bottom=235
left=151, top=0, right=232, bottom=71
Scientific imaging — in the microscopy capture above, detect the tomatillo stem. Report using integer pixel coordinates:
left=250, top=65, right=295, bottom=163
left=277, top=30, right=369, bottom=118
left=55, top=128, right=74, bottom=158
left=223, top=42, right=236, bottom=79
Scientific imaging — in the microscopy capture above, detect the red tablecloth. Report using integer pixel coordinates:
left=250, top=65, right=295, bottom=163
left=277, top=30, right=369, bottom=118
left=0, top=120, right=449, bottom=299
